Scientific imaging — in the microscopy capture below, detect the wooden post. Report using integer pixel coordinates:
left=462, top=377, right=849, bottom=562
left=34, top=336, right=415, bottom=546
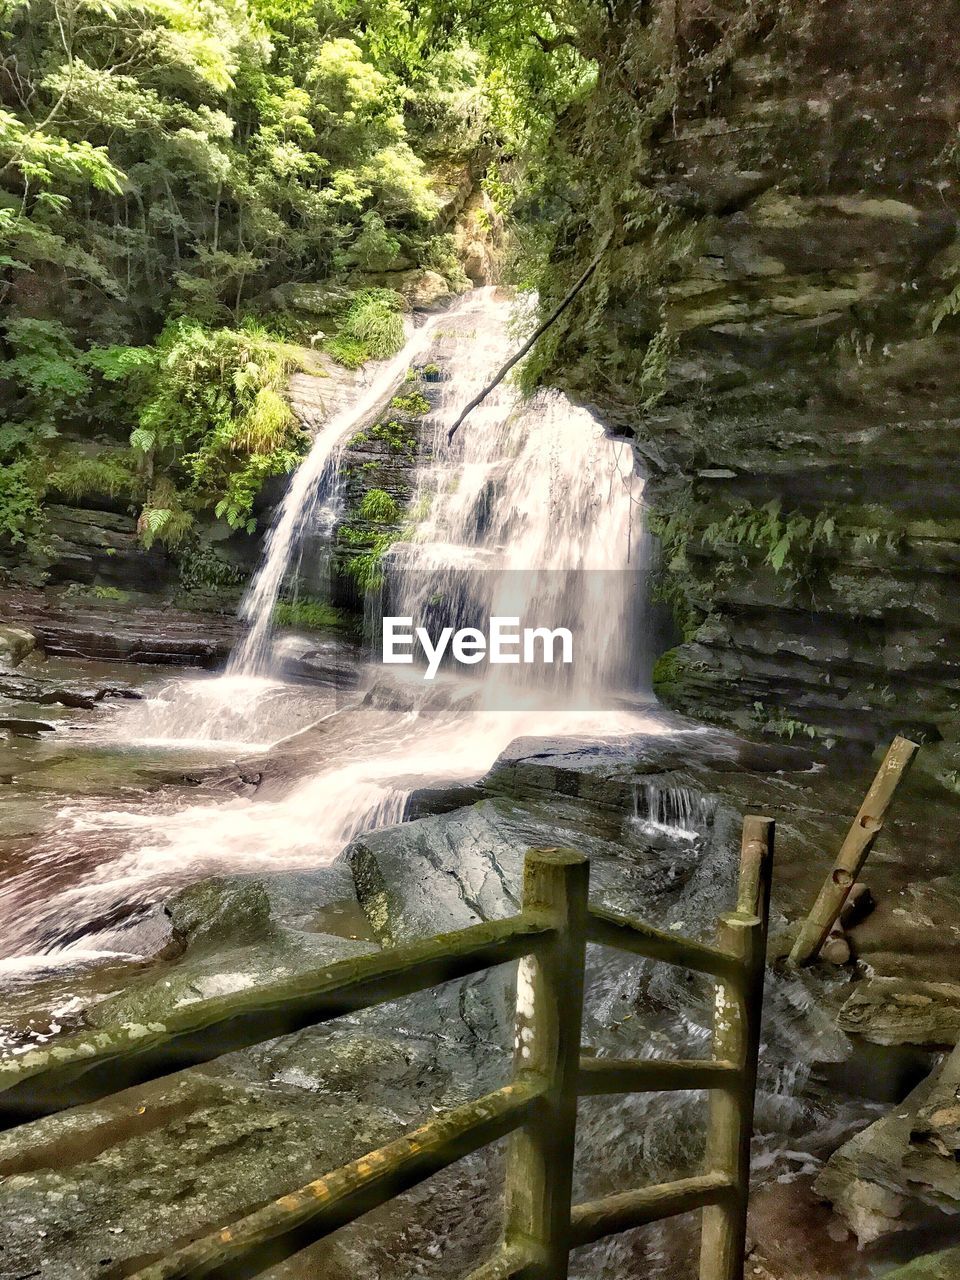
left=788, top=735, right=919, bottom=967
left=736, top=815, right=775, bottom=923
left=700, top=818, right=774, bottom=1280
left=503, top=847, right=590, bottom=1280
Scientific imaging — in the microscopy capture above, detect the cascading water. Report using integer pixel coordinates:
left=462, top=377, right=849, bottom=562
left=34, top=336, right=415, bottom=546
left=0, top=287, right=665, bottom=964
left=229, top=309, right=457, bottom=677
left=384, top=288, right=646, bottom=705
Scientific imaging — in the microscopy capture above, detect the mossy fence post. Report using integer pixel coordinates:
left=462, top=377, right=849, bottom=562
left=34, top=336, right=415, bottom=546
left=503, top=847, right=589, bottom=1279
left=700, top=815, right=774, bottom=1280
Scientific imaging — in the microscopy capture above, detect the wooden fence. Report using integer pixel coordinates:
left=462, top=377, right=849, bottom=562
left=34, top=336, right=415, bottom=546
left=0, top=816, right=774, bottom=1280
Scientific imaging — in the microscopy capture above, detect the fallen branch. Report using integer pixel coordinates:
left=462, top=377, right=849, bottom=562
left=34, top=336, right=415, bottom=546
left=446, top=234, right=612, bottom=443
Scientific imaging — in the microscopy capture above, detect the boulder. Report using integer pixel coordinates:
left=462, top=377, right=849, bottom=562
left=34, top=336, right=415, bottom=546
left=815, top=1041, right=960, bottom=1245
left=838, top=979, right=960, bottom=1048
left=0, top=625, right=36, bottom=668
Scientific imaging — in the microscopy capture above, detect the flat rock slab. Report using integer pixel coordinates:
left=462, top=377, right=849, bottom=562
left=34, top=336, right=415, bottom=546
left=839, top=979, right=960, bottom=1048
left=1, top=589, right=240, bottom=666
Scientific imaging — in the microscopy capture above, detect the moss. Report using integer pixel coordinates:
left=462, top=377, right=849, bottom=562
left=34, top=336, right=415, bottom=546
left=651, top=649, right=684, bottom=698
left=48, top=451, right=144, bottom=503
left=273, top=598, right=345, bottom=630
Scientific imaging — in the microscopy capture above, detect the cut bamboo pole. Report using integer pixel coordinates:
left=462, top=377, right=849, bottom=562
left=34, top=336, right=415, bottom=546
left=503, top=847, right=590, bottom=1280
left=570, top=1172, right=734, bottom=1249
left=699, top=913, right=766, bottom=1280
left=788, top=735, right=919, bottom=967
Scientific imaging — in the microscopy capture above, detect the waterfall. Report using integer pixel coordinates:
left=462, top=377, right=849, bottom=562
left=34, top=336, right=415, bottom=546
left=0, top=288, right=665, bottom=961
left=634, top=782, right=717, bottom=840
left=228, top=308, right=455, bottom=676
left=385, top=288, right=646, bottom=704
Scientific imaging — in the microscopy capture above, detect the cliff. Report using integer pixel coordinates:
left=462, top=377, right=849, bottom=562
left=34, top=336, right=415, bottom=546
left=548, top=0, right=960, bottom=790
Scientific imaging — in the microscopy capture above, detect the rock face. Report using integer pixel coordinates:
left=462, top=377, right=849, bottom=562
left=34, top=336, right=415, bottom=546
left=553, top=0, right=960, bottom=790
left=838, top=979, right=960, bottom=1049
left=1, top=589, right=240, bottom=665
left=815, top=1040, right=960, bottom=1245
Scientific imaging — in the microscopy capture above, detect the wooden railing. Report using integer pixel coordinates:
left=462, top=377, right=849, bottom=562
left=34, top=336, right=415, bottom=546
left=0, top=816, right=774, bottom=1280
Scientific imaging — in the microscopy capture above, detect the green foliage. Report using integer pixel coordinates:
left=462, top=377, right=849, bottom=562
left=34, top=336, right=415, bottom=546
left=0, top=0, right=478, bottom=331
left=273, top=597, right=344, bottom=629
left=0, top=0, right=509, bottom=560
left=752, top=702, right=825, bottom=743
left=358, top=488, right=401, bottom=523
left=391, top=390, right=431, bottom=416
left=371, top=419, right=418, bottom=454
left=127, top=319, right=310, bottom=532
left=345, top=532, right=395, bottom=593
left=177, top=541, right=243, bottom=591
left=62, top=583, right=129, bottom=602
left=48, top=452, right=144, bottom=502
left=0, top=460, right=45, bottom=547
left=327, top=290, right=406, bottom=366
left=703, top=501, right=838, bottom=577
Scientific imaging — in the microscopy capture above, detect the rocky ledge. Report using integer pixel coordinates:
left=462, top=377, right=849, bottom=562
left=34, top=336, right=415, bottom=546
left=2, top=724, right=960, bottom=1277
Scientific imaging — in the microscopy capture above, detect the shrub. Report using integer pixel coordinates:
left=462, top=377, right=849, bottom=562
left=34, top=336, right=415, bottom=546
left=327, top=290, right=406, bottom=367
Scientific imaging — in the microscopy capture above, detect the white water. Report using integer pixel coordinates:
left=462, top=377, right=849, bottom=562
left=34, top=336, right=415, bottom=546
left=0, top=287, right=672, bottom=963
left=386, top=288, right=646, bottom=704
left=229, top=307, right=463, bottom=676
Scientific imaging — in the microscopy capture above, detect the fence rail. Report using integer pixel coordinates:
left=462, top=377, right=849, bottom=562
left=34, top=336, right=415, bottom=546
left=0, top=817, right=775, bottom=1280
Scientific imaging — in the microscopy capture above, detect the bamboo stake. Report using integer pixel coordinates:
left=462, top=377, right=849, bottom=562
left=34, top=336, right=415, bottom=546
left=503, top=847, right=590, bottom=1280
left=788, top=735, right=919, bottom=968
left=700, top=817, right=774, bottom=1280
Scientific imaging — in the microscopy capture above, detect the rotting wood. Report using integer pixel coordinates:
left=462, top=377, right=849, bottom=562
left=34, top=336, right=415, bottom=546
left=789, top=735, right=919, bottom=967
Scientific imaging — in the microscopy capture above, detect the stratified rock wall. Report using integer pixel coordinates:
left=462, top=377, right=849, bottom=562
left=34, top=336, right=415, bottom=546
left=561, top=0, right=960, bottom=786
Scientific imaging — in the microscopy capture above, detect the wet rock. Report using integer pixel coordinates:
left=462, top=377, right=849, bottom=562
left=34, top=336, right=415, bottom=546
left=278, top=639, right=362, bottom=690
left=0, top=589, right=240, bottom=666
left=0, top=624, right=36, bottom=668
left=0, top=716, right=56, bottom=736
left=838, top=979, right=960, bottom=1048
left=840, top=882, right=875, bottom=929
left=0, top=1004, right=501, bottom=1279
left=815, top=1042, right=960, bottom=1244
left=166, top=878, right=278, bottom=951
left=821, top=927, right=852, bottom=966
left=882, top=1245, right=960, bottom=1279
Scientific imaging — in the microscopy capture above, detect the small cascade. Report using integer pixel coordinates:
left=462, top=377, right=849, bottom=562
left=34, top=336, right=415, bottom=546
left=0, top=288, right=665, bottom=961
left=634, top=781, right=717, bottom=839
left=229, top=308, right=460, bottom=677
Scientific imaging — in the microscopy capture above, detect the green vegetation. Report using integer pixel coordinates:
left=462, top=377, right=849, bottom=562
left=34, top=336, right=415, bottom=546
left=273, top=597, right=344, bottom=630
left=327, top=290, right=406, bottom=367
left=358, top=489, right=401, bottom=524
left=0, top=0, right=517, bottom=565
left=391, top=391, right=431, bottom=416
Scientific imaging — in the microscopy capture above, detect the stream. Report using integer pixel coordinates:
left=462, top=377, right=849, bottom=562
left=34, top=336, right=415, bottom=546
left=0, top=289, right=949, bottom=1279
